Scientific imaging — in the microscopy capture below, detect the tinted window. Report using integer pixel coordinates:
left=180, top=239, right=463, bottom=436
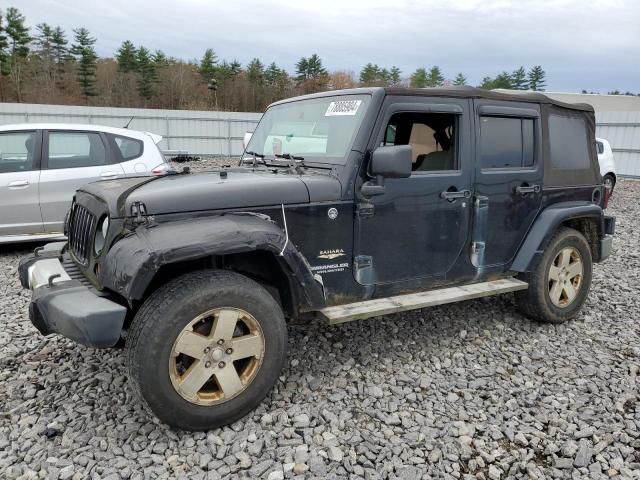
left=595, top=141, right=604, bottom=155
left=383, top=112, right=458, bottom=172
left=549, top=115, right=591, bottom=169
left=47, top=132, right=107, bottom=169
left=112, top=135, right=143, bottom=160
left=0, top=131, right=36, bottom=173
left=480, top=116, right=535, bottom=169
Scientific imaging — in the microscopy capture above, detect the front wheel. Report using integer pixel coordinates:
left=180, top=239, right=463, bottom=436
left=515, top=227, right=593, bottom=323
left=126, top=270, right=287, bottom=430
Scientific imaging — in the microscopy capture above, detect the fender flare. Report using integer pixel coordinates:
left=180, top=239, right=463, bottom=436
left=511, top=202, right=604, bottom=272
left=99, top=213, right=325, bottom=310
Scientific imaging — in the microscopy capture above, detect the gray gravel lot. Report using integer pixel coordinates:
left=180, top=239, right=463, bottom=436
left=1, top=164, right=639, bottom=479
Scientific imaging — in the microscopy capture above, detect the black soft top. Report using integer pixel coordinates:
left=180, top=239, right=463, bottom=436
left=271, top=86, right=594, bottom=113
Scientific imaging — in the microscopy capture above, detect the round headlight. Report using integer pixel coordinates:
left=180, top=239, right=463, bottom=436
left=94, top=216, right=110, bottom=255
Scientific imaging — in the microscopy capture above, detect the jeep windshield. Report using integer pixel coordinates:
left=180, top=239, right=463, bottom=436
left=243, top=94, right=371, bottom=165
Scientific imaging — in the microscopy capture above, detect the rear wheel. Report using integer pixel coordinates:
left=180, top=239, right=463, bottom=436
left=515, top=227, right=592, bottom=323
left=126, top=270, right=287, bottom=430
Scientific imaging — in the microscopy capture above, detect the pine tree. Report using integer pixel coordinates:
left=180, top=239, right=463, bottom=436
left=51, top=26, right=68, bottom=65
left=359, top=63, right=380, bottom=85
left=116, top=40, right=138, bottom=72
left=265, top=62, right=287, bottom=87
left=453, top=73, right=467, bottom=86
left=152, top=50, right=169, bottom=67
left=295, top=57, right=309, bottom=81
left=307, top=54, right=327, bottom=79
left=247, top=58, right=264, bottom=85
left=389, top=66, right=401, bottom=86
left=527, top=65, right=546, bottom=91
left=425, top=66, right=444, bottom=87
left=198, top=48, right=217, bottom=80
left=136, top=46, right=157, bottom=100
left=410, top=68, right=428, bottom=88
left=70, top=27, right=98, bottom=100
left=511, top=66, right=527, bottom=90
left=5, top=7, right=31, bottom=102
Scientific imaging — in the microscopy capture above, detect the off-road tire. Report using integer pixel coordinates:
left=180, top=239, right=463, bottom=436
left=126, top=269, right=287, bottom=431
left=515, top=227, right=592, bottom=323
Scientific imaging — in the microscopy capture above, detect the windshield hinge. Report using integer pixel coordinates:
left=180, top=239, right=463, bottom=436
left=131, top=201, right=148, bottom=225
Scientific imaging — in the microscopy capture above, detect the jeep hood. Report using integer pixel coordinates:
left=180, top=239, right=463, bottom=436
left=78, top=169, right=341, bottom=218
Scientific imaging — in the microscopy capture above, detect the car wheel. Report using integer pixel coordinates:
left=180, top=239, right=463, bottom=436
left=515, top=227, right=592, bottom=323
left=603, top=173, right=615, bottom=195
left=126, top=269, right=287, bottom=430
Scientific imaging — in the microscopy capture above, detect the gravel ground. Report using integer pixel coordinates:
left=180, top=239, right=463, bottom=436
left=1, top=172, right=639, bottom=480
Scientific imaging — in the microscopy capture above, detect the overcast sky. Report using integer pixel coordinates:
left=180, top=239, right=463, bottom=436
left=14, top=0, right=640, bottom=92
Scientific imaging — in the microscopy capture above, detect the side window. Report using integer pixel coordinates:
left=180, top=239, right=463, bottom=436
left=479, top=116, right=535, bottom=169
left=0, top=131, right=36, bottom=173
left=47, top=132, right=107, bottom=169
left=111, top=134, right=144, bottom=160
left=595, top=141, right=604, bottom=155
left=549, top=115, right=591, bottom=170
left=382, top=112, right=458, bottom=172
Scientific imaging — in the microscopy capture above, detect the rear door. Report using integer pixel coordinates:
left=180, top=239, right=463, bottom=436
left=39, top=130, right=125, bottom=233
left=471, top=101, right=543, bottom=268
left=0, top=130, right=43, bottom=237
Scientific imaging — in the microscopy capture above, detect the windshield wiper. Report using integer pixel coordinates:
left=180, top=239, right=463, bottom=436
left=274, top=153, right=305, bottom=173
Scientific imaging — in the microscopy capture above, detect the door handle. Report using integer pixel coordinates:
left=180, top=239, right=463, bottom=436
left=440, top=189, right=471, bottom=201
left=100, top=171, right=119, bottom=179
left=8, top=180, right=29, bottom=188
left=515, top=184, right=541, bottom=195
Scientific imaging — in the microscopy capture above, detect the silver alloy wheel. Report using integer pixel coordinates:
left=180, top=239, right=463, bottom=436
left=604, top=176, right=614, bottom=191
left=169, top=308, right=265, bottom=406
left=548, top=246, right=584, bottom=307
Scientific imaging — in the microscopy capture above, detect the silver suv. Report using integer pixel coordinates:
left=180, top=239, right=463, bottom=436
left=0, top=123, right=168, bottom=243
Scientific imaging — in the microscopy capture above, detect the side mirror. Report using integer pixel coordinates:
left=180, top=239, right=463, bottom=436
left=243, top=131, right=253, bottom=149
left=361, top=145, right=412, bottom=197
left=370, top=145, right=413, bottom=178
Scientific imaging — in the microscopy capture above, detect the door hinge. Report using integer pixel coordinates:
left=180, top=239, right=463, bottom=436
left=357, top=203, right=375, bottom=218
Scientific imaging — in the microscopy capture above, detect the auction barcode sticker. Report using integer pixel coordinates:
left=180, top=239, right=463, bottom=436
left=325, top=100, right=362, bottom=116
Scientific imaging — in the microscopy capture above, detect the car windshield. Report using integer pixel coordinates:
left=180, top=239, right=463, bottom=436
left=244, top=94, right=371, bottom=164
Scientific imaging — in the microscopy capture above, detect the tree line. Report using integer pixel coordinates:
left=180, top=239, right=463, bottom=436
left=0, top=6, right=634, bottom=112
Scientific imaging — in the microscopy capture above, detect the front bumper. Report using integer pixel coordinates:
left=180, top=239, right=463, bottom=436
left=18, top=243, right=127, bottom=348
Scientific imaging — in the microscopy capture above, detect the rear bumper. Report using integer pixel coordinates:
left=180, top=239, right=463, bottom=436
left=18, top=243, right=127, bottom=348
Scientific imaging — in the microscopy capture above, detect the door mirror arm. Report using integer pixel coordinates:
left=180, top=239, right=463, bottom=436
left=361, top=174, right=386, bottom=197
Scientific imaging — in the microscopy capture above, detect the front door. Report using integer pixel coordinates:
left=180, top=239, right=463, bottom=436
left=0, top=130, right=43, bottom=237
left=354, top=97, right=473, bottom=286
left=472, top=101, right=543, bottom=268
left=39, top=130, right=125, bottom=233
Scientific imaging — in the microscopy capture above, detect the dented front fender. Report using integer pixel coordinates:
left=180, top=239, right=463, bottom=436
left=98, top=213, right=325, bottom=310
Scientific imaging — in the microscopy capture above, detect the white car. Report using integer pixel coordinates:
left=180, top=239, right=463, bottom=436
left=0, top=123, right=169, bottom=243
left=596, top=137, right=617, bottom=193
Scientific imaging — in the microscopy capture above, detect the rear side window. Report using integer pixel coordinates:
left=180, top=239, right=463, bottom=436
left=111, top=134, right=144, bottom=160
left=480, top=116, right=534, bottom=169
left=549, top=115, right=591, bottom=169
left=595, top=141, right=604, bottom=155
left=47, top=131, right=107, bottom=169
left=0, top=131, right=36, bottom=173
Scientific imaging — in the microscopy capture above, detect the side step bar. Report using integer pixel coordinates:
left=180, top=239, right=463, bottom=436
left=320, top=278, right=528, bottom=325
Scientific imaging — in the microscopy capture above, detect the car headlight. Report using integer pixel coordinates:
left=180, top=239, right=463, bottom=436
left=94, top=216, right=110, bottom=255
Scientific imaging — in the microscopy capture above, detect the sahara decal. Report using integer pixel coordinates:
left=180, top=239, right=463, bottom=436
left=318, top=248, right=346, bottom=260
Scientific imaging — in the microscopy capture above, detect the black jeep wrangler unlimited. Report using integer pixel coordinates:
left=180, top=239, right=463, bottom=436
left=19, top=87, right=615, bottom=430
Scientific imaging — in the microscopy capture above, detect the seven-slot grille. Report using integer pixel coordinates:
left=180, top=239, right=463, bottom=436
left=68, top=203, right=96, bottom=264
